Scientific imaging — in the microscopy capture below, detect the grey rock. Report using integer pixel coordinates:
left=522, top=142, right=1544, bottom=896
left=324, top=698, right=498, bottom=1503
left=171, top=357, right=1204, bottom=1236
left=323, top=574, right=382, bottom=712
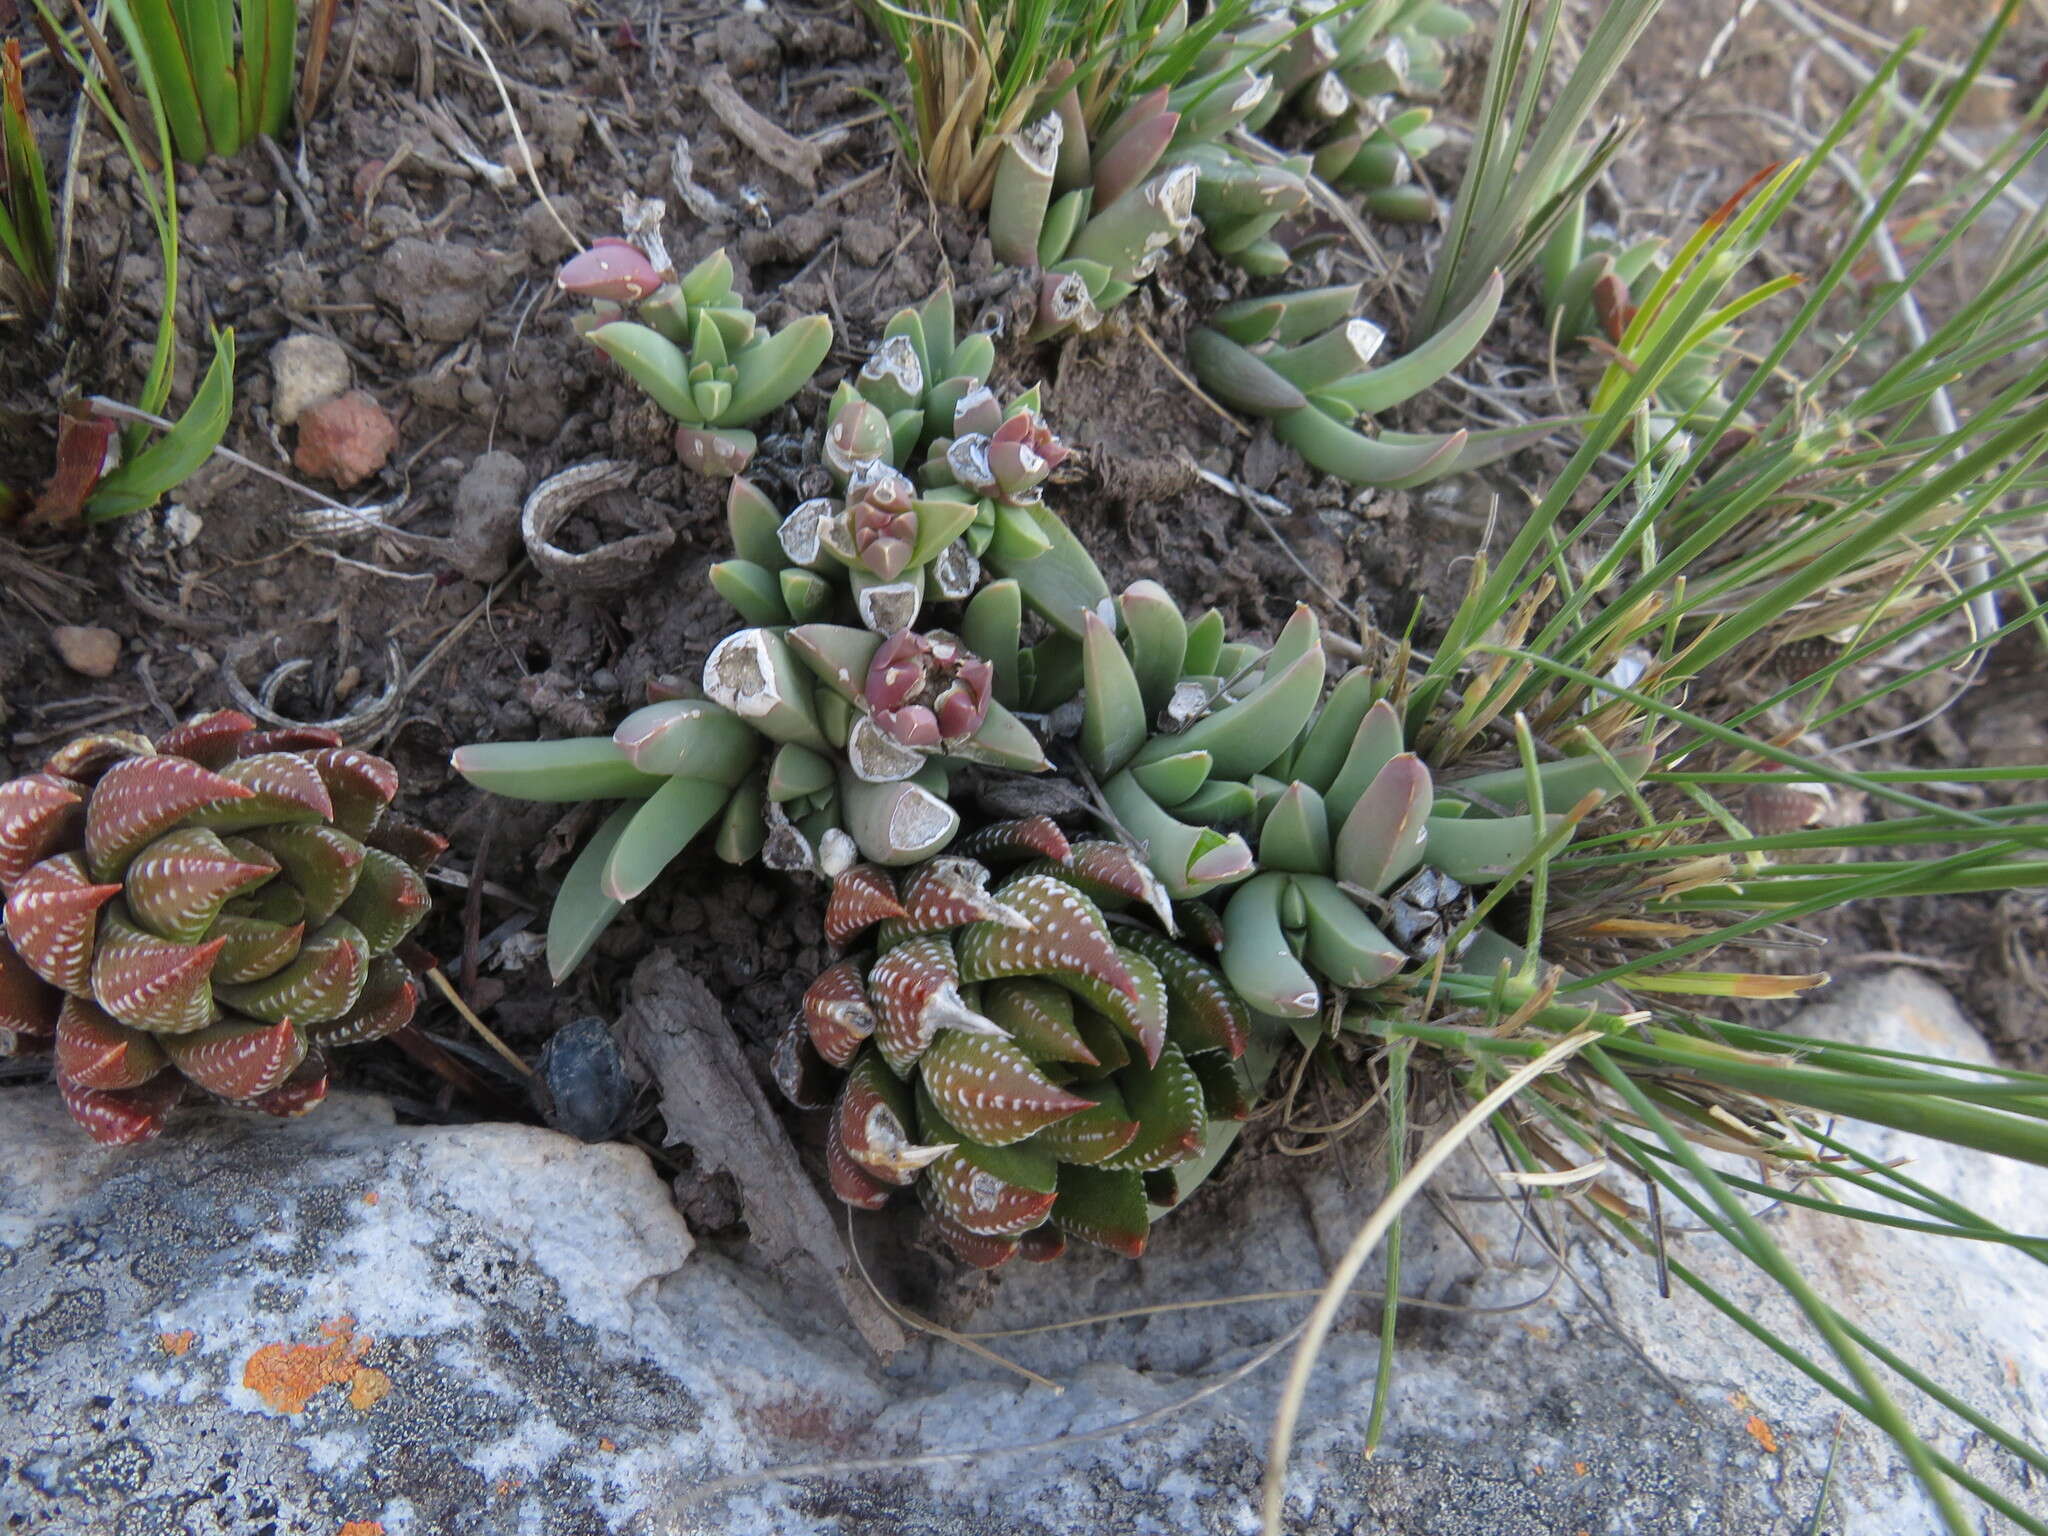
left=449, top=449, right=529, bottom=580
left=1, top=968, right=2042, bottom=1534
left=269, top=333, right=352, bottom=426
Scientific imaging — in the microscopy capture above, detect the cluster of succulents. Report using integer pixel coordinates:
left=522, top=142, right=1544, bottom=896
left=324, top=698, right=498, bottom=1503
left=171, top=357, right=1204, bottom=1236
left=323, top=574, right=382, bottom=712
left=0, top=712, right=442, bottom=1144
left=1187, top=268, right=1504, bottom=485
left=783, top=828, right=1253, bottom=1263
left=456, top=293, right=1645, bottom=1263
left=1218, top=0, right=1463, bottom=225
left=557, top=242, right=835, bottom=478
left=984, top=3, right=1464, bottom=343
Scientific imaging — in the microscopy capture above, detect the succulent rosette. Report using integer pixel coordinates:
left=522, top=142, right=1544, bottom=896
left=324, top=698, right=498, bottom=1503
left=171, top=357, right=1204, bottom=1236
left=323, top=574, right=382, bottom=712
left=784, top=827, right=1254, bottom=1266
left=558, top=242, right=834, bottom=478
left=710, top=289, right=1110, bottom=642
left=0, top=712, right=442, bottom=1143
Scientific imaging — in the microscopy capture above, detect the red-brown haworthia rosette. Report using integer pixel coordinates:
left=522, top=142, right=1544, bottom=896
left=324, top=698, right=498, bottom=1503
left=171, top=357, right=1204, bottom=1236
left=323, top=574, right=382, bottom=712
left=0, top=713, right=436, bottom=1143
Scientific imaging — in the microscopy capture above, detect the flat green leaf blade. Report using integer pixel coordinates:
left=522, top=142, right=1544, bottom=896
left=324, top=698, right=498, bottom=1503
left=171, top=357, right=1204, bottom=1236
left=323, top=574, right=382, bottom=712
left=87, top=329, right=236, bottom=519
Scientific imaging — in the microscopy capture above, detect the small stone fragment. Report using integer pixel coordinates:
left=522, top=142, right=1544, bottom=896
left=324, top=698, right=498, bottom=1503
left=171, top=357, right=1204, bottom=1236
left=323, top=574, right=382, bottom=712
left=377, top=238, right=495, bottom=344
left=270, top=335, right=352, bottom=426
left=295, top=392, right=398, bottom=489
left=51, top=626, right=121, bottom=678
left=449, top=451, right=529, bottom=581
left=532, top=1016, right=633, bottom=1143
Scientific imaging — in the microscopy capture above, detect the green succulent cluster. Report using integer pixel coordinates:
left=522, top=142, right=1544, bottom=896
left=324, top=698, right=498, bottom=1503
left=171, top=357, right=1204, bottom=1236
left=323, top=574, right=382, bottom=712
left=559, top=244, right=835, bottom=478
left=709, top=286, right=1110, bottom=643
left=976, top=1, right=1468, bottom=340
left=454, top=288, right=1643, bottom=1262
left=1219, top=0, right=1463, bottom=225
left=1187, top=269, right=1505, bottom=485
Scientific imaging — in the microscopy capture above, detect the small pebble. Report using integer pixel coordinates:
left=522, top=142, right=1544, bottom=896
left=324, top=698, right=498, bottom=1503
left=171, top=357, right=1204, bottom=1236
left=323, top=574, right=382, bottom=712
left=270, top=334, right=352, bottom=426
left=51, top=626, right=121, bottom=678
left=449, top=451, right=529, bottom=581
left=532, top=1017, right=634, bottom=1143
left=295, top=391, right=398, bottom=488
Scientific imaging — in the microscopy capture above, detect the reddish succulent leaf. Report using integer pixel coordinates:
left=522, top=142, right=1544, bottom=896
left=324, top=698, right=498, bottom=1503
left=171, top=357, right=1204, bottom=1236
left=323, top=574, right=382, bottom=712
left=1099, top=1041, right=1207, bottom=1173
left=955, top=873, right=1137, bottom=1001
left=163, top=1019, right=307, bottom=1101
left=837, top=1052, right=950, bottom=1183
left=1030, top=1085, right=1142, bottom=1166
left=919, top=1031, right=1090, bottom=1147
left=823, top=863, right=904, bottom=948
left=336, top=847, right=429, bottom=954
left=1018, top=1225, right=1068, bottom=1262
left=83, top=756, right=254, bottom=881
left=1052, top=1164, right=1149, bottom=1257
left=1033, top=840, right=1166, bottom=915
left=365, top=818, right=449, bottom=873
left=209, top=912, right=307, bottom=986
left=123, top=827, right=276, bottom=943
left=215, top=916, right=369, bottom=1026
left=304, top=748, right=399, bottom=838
left=921, top=1149, right=1059, bottom=1237
left=90, top=906, right=225, bottom=1034
left=155, top=710, right=259, bottom=768
left=237, top=727, right=344, bottom=754
left=249, top=1053, right=331, bottom=1118
left=0, top=940, right=61, bottom=1038
left=58, top=1072, right=182, bottom=1145
left=1055, top=946, right=1168, bottom=1067
left=42, top=732, right=154, bottom=786
left=0, top=772, right=84, bottom=892
left=869, top=935, right=996, bottom=1076
left=924, top=1204, right=1021, bottom=1269
left=31, top=408, right=116, bottom=529
left=982, top=977, right=1096, bottom=1065
left=55, top=995, right=169, bottom=1090
left=243, top=824, right=365, bottom=926
left=302, top=954, right=416, bottom=1047
left=801, top=959, right=875, bottom=1067
left=825, top=1102, right=895, bottom=1211
left=1173, top=900, right=1226, bottom=952
left=882, top=858, right=1025, bottom=940
left=951, top=815, right=1072, bottom=866
left=4, top=852, right=123, bottom=993
left=1115, top=928, right=1249, bottom=1059
left=1142, top=1168, right=1182, bottom=1209
left=771, top=1015, right=834, bottom=1109
left=189, top=753, right=335, bottom=833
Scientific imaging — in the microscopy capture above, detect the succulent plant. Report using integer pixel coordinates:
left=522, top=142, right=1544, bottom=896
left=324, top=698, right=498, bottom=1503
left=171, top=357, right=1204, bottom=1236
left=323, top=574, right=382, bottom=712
left=1187, top=268, right=1505, bottom=485
left=785, top=829, right=1255, bottom=1266
left=1196, top=0, right=1464, bottom=232
left=0, top=712, right=443, bottom=1143
left=714, top=288, right=1111, bottom=641
left=558, top=242, right=835, bottom=478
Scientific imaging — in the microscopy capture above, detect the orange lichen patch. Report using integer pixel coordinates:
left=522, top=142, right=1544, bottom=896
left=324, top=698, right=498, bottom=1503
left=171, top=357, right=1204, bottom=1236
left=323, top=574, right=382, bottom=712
left=158, top=1330, right=196, bottom=1356
left=242, top=1317, right=390, bottom=1416
left=348, top=1368, right=393, bottom=1411
left=1745, top=1414, right=1780, bottom=1455
left=338, top=1524, right=385, bottom=1536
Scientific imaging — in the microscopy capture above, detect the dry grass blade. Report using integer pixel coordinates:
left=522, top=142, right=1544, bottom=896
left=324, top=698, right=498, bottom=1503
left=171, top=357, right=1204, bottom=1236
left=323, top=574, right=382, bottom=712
left=1261, top=1028, right=1601, bottom=1534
